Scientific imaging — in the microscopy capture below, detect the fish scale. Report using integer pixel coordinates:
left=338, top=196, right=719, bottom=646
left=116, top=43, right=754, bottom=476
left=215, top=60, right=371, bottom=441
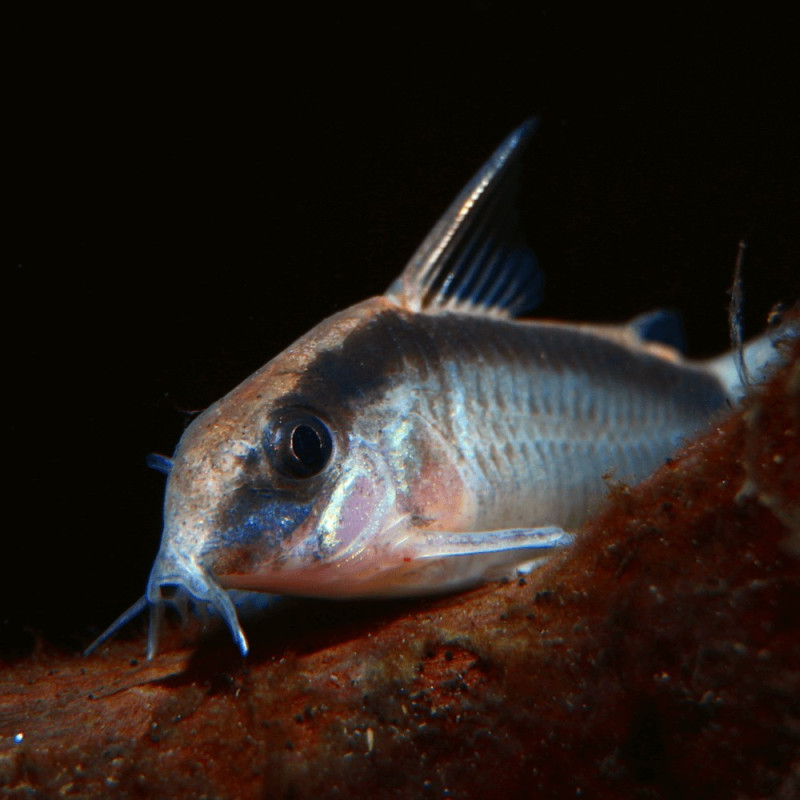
left=358, top=308, right=726, bottom=534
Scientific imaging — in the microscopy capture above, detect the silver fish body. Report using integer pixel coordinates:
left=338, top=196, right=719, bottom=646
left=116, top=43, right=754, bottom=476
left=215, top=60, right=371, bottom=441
left=86, top=120, right=793, bottom=658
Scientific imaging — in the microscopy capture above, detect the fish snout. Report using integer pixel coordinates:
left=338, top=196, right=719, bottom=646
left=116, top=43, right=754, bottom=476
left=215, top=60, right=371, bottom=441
left=144, top=545, right=249, bottom=658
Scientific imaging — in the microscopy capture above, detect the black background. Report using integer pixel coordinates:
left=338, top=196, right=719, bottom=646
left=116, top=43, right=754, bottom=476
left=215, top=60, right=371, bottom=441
left=5, top=6, right=799, bottom=654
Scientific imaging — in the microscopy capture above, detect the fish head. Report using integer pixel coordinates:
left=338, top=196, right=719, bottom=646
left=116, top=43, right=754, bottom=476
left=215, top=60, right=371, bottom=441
left=145, top=299, right=444, bottom=655
left=92, top=120, right=541, bottom=660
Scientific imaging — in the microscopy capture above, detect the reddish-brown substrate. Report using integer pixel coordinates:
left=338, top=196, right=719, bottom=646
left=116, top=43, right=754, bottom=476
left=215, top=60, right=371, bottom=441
left=2, top=340, right=798, bottom=799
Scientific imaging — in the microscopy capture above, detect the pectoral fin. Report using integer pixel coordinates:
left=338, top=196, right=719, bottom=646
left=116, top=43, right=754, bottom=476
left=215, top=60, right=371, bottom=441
left=384, top=526, right=574, bottom=594
left=410, top=526, right=574, bottom=559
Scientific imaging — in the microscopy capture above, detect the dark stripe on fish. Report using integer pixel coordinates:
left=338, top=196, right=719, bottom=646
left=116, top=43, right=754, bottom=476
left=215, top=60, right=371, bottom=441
left=281, top=308, right=727, bottom=433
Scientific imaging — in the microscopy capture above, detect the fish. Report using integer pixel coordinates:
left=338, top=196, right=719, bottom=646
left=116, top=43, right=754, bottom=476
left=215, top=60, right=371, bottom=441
left=85, top=119, right=794, bottom=659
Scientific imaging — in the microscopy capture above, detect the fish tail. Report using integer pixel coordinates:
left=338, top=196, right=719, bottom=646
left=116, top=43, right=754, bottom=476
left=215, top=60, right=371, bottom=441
left=707, top=320, right=798, bottom=403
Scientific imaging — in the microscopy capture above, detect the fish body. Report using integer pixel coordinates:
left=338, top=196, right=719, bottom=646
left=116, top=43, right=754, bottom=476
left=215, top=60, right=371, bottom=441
left=87, top=120, right=793, bottom=658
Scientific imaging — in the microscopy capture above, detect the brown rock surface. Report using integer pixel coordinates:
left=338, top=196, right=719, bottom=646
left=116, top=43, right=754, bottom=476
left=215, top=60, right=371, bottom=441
left=1, top=339, right=798, bottom=799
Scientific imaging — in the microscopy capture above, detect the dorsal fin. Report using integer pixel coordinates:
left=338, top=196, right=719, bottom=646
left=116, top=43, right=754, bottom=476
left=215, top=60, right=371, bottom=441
left=386, top=119, right=542, bottom=318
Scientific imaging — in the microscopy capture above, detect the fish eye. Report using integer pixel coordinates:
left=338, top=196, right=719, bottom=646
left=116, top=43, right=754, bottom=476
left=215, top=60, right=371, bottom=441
left=269, top=410, right=334, bottom=479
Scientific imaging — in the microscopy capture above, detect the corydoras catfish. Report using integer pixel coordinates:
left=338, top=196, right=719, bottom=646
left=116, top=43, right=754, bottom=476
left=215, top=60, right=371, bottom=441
left=86, top=120, right=794, bottom=659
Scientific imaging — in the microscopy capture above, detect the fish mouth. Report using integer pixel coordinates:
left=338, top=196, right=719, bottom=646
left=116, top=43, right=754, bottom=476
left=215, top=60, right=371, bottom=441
left=145, top=547, right=249, bottom=659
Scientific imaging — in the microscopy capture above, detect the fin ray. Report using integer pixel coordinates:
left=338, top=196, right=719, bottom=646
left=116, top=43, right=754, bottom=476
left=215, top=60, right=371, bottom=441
left=411, top=526, right=574, bottom=559
left=386, top=119, right=543, bottom=318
